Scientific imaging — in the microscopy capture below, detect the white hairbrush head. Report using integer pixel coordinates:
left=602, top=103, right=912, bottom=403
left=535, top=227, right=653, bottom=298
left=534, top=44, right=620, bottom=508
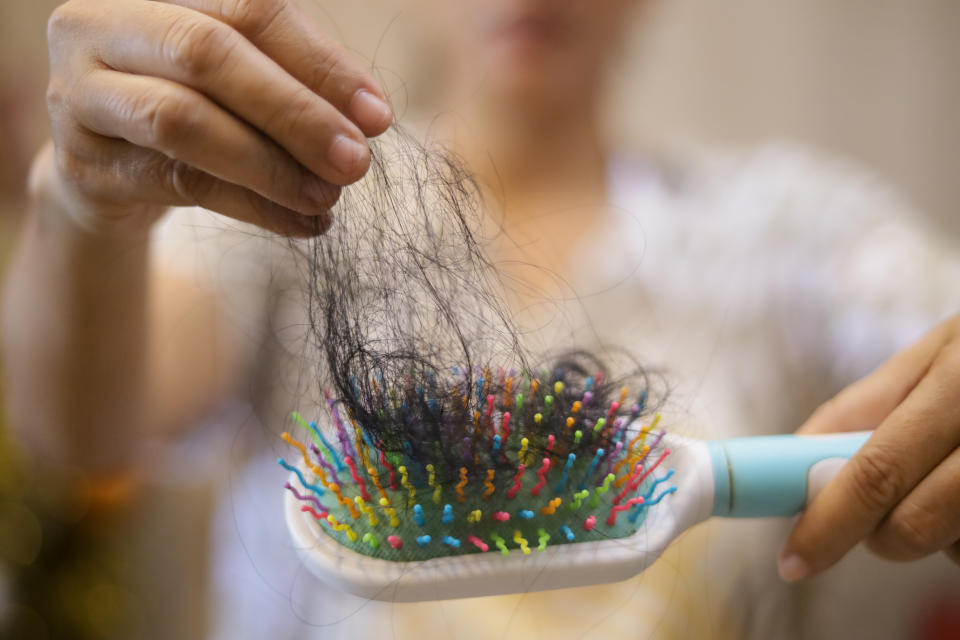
left=284, top=433, right=713, bottom=602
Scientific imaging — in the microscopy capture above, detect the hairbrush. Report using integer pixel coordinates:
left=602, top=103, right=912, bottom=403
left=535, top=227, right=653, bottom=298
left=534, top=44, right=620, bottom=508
left=279, top=368, right=869, bottom=602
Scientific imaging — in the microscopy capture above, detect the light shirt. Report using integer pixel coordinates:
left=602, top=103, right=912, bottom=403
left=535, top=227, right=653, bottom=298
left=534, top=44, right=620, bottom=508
left=155, top=141, right=960, bottom=639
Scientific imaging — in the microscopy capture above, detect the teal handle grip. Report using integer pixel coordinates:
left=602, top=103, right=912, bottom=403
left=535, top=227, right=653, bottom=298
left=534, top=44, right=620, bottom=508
left=707, top=432, right=871, bottom=517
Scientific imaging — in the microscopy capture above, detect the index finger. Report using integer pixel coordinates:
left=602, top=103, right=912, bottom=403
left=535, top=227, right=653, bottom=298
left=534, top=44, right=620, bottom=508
left=157, top=0, right=393, bottom=136
left=779, top=345, right=960, bottom=581
left=796, top=321, right=951, bottom=436
left=94, top=2, right=368, bottom=185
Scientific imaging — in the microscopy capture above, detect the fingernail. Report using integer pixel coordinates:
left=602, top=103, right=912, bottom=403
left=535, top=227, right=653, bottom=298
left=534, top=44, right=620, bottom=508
left=777, top=552, right=810, bottom=582
left=328, top=134, right=368, bottom=179
left=350, top=89, right=392, bottom=130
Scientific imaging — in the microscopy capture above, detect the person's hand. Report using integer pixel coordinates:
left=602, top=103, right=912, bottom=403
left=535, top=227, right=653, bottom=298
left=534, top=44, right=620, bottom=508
left=37, top=0, right=392, bottom=237
left=780, top=313, right=960, bottom=581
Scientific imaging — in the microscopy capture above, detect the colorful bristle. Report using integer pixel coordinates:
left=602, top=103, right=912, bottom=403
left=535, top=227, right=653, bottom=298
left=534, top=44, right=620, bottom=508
left=281, top=367, right=677, bottom=561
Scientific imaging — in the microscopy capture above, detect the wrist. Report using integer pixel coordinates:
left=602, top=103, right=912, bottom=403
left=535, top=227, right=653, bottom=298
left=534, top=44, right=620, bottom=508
left=29, top=142, right=163, bottom=242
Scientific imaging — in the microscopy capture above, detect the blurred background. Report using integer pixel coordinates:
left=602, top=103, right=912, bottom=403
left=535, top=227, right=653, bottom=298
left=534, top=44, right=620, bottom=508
left=0, top=0, right=957, bottom=638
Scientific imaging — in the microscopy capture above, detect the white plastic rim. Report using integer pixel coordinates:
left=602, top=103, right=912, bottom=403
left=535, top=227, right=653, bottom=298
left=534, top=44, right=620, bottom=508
left=284, top=434, right=715, bottom=602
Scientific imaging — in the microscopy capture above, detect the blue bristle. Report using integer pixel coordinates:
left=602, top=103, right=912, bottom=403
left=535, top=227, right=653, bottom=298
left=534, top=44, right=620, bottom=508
left=555, top=453, right=575, bottom=493
left=277, top=458, right=324, bottom=496
left=579, top=448, right=604, bottom=490
left=361, top=430, right=376, bottom=458
left=636, top=388, right=648, bottom=412
left=629, top=470, right=677, bottom=523
left=307, top=421, right=345, bottom=472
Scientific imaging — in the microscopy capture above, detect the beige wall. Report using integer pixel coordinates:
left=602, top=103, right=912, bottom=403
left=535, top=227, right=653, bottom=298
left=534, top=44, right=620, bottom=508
left=1, top=0, right=957, bottom=230
left=614, top=0, right=960, bottom=235
left=0, top=4, right=955, bottom=636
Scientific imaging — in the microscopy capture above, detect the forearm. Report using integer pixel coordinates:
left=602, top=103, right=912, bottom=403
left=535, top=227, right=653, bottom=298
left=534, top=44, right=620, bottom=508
left=1, top=157, right=152, bottom=473
left=6, top=0, right=392, bottom=471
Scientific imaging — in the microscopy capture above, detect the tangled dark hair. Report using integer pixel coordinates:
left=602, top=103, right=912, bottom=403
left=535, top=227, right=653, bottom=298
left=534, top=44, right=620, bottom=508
left=296, top=125, right=662, bottom=485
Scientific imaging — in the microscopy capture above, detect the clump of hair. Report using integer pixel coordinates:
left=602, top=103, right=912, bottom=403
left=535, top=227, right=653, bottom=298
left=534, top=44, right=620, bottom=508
left=299, top=125, right=660, bottom=485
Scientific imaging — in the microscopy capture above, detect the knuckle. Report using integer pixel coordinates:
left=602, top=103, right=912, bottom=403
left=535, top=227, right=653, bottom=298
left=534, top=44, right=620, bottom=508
left=304, top=40, right=371, bottom=103
left=164, top=159, right=212, bottom=204
left=55, top=147, right=92, bottom=186
left=877, top=503, right=942, bottom=560
left=847, top=446, right=903, bottom=513
left=933, top=341, right=960, bottom=377
left=47, top=1, right=86, bottom=40
left=217, top=0, right=287, bottom=38
left=53, top=146, right=111, bottom=202
left=306, top=47, right=351, bottom=96
left=45, top=78, right=68, bottom=114
left=137, top=91, right=197, bottom=152
left=272, top=85, right=319, bottom=139
left=162, top=13, right=236, bottom=80
left=263, top=153, right=293, bottom=194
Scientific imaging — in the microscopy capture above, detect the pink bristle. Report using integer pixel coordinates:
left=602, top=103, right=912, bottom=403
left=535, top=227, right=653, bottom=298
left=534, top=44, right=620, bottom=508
left=467, top=535, right=489, bottom=552
left=531, top=458, right=551, bottom=497
left=607, top=497, right=644, bottom=526
left=379, top=451, right=398, bottom=489
left=506, top=464, right=526, bottom=499
left=344, top=455, right=371, bottom=502
left=625, top=449, right=671, bottom=495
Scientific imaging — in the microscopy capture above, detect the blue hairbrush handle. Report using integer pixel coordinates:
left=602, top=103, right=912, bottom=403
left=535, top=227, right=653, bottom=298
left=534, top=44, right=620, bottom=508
left=707, top=431, right=871, bottom=517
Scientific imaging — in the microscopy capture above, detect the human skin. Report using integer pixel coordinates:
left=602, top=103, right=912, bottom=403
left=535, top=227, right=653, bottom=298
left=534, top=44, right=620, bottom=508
left=428, top=0, right=960, bottom=578
left=3, top=0, right=956, bottom=577
left=783, top=314, right=960, bottom=578
left=420, top=0, right=633, bottom=290
left=1, top=0, right=391, bottom=475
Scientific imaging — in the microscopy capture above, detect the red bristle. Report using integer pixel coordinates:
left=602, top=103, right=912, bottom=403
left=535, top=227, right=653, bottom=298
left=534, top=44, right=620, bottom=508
left=607, top=497, right=644, bottom=526
left=379, top=451, right=398, bottom=489
left=626, top=449, right=671, bottom=495
left=301, top=504, right=329, bottom=520
left=467, top=535, right=489, bottom=552
left=344, top=456, right=371, bottom=502
left=506, top=464, right=526, bottom=499
left=614, top=462, right=644, bottom=505
left=607, top=401, right=620, bottom=421
left=531, top=458, right=551, bottom=497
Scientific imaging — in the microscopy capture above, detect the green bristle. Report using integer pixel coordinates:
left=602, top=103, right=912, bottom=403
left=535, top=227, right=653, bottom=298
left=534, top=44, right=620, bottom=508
left=284, top=369, right=676, bottom=561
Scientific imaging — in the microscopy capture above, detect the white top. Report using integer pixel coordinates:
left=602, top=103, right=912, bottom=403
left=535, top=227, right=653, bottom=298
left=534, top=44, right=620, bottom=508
left=155, top=141, right=960, bottom=639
